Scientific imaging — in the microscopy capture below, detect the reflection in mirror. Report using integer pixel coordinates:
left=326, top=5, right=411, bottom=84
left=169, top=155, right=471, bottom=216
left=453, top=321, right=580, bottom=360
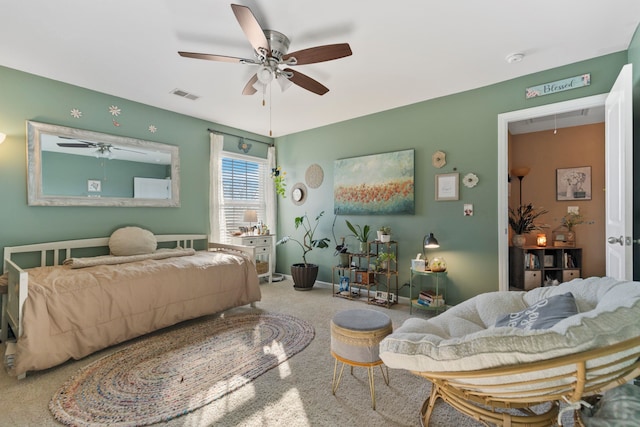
left=27, top=121, right=180, bottom=207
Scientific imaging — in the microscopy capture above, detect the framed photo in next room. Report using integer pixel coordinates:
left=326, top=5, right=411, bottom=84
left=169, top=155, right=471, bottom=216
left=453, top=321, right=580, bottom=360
left=556, top=166, right=591, bottom=201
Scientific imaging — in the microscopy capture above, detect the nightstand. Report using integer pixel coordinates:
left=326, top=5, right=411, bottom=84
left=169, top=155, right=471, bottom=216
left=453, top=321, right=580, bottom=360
left=230, top=235, right=273, bottom=283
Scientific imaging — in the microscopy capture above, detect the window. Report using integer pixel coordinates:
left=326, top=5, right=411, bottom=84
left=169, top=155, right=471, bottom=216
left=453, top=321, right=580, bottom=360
left=219, top=152, right=267, bottom=243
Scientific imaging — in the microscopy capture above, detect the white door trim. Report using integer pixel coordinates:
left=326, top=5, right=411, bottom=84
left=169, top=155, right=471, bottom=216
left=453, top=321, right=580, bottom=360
left=497, top=94, right=608, bottom=292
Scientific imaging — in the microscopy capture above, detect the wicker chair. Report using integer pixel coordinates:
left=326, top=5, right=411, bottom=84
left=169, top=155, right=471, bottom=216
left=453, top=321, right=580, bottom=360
left=380, top=277, right=640, bottom=426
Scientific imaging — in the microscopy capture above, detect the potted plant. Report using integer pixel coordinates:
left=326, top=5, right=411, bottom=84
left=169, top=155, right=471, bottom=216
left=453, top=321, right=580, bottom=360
left=277, top=211, right=330, bottom=290
left=345, top=220, right=371, bottom=254
left=376, top=251, right=396, bottom=271
left=508, top=203, right=548, bottom=247
left=560, top=212, right=586, bottom=243
left=379, top=226, right=392, bottom=243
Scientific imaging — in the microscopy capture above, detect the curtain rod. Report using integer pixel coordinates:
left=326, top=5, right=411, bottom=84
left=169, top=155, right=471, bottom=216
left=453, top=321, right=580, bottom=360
left=207, top=128, right=273, bottom=147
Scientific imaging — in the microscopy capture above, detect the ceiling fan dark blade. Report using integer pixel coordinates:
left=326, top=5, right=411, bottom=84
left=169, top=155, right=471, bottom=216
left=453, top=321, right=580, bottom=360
left=242, top=74, right=259, bottom=95
left=283, top=43, right=352, bottom=65
left=57, top=142, right=92, bottom=148
left=178, top=51, right=257, bottom=64
left=231, top=4, right=269, bottom=56
left=284, top=68, right=329, bottom=95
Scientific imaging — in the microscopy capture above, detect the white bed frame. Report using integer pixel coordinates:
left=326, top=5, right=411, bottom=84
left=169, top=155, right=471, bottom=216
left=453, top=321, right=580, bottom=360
left=1, top=235, right=255, bottom=347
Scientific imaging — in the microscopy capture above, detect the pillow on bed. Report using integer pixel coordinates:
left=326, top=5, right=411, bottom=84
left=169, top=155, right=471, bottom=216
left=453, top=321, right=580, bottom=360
left=109, top=226, right=157, bottom=256
left=494, top=292, right=578, bottom=330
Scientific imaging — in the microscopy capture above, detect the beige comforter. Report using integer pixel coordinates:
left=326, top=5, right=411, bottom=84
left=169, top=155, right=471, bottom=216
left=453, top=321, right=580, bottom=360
left=11, top=250, right=261, bottom=376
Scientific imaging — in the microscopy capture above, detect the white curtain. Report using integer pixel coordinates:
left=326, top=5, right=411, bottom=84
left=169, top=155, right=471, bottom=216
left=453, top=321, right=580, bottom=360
left=209, top=133, right=224, bottom=243
left=266, top=145, right=277, bottom=273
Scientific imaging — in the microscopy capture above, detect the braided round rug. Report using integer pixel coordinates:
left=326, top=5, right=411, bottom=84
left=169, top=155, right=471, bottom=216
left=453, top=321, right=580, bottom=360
left=49, top=312, right=314, bottom=427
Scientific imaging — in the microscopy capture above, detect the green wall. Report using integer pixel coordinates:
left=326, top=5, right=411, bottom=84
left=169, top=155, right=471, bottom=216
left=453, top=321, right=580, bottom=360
left=0, top=65, right=271, bottom=273
left=274, top=51, right=630, bottom=304
left=1, top=42, right=636, bottom=304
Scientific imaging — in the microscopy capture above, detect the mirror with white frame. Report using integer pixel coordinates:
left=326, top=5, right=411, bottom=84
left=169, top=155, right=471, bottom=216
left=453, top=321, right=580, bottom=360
left=26, top=121, right=180, bottom=207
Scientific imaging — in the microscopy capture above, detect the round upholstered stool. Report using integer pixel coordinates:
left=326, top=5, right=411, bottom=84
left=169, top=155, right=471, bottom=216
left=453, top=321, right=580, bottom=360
left=330, top=308, right=393, bottom=410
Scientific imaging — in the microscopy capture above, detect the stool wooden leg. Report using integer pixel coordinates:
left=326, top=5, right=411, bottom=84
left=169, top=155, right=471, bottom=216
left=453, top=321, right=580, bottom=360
left=368, top=366, right=376, bottom=410
left=332, top=359, right=346, bottom=395
left=379, top=364, right=390, bottom=386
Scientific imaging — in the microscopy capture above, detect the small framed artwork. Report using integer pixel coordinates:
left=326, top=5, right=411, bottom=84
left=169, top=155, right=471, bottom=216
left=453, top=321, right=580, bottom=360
left=87, top=179, right=101, bottom=192
left=435, top=173, right=459, bottom=201
left=556, top=166, right=591, bottom=201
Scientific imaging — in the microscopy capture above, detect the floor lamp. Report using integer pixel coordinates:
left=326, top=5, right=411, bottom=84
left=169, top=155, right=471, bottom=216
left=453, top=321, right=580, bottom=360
left=510, top=167, right=530, bottom=206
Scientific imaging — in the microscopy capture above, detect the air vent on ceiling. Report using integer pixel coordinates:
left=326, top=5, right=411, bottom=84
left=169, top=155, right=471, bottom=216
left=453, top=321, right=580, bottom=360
left=171, top=88, right=200, bottom=101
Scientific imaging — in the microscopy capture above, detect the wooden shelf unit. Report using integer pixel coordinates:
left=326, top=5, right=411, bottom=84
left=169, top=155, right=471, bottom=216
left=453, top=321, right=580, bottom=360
left=509, top=246, right=582, bottom=290
left=331, top=241, right=399, bottom=308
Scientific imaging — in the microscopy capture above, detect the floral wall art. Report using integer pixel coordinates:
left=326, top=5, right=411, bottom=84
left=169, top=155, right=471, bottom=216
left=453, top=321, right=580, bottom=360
left=334, top=149, right=414, bottom=215
left=556, top=166, right=591, bottom=201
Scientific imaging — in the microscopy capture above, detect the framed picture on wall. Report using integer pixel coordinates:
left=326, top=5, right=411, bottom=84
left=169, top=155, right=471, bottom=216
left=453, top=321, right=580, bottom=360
left=87, top=179, right=101, bottom=192
left=556, top=166, right=591, bottom=201
left=435, top=173, right=459, bottom=201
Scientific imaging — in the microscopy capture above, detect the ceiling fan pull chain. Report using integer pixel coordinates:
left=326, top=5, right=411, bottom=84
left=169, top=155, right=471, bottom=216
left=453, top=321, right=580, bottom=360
left=269, top=84, right=273, bottom=137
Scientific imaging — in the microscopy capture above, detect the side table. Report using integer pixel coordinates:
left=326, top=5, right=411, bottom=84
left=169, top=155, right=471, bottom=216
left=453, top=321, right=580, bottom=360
left=409, top=269, right=448, bottom=314
left=230, top=234, right=273, bottom=283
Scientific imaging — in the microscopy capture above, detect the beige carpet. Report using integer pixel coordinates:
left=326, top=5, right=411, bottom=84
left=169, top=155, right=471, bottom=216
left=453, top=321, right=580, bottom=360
left=0, top=278, right=577, bottom=427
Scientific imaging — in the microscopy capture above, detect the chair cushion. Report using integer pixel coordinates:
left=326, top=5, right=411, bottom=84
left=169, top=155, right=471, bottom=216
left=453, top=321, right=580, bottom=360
left=380, top=277, right=640, bottom=373
left=494, top=292, right=578, bottom=330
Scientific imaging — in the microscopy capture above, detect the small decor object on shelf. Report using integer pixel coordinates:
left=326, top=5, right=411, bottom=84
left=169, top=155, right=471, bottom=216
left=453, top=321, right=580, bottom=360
left=536, top=234, right=547, bottom=247
left=429, top=257, right=447, bottom=272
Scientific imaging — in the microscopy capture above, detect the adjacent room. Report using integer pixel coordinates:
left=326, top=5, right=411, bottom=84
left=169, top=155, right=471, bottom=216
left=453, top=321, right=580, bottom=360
left=1, top=2, right=640, bottom=426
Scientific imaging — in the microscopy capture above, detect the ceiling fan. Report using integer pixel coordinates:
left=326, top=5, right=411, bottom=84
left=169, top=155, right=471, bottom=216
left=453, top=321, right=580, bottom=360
left=178, top=3, right=352, bottom=96
left=57, top=138, right=146, bottom=156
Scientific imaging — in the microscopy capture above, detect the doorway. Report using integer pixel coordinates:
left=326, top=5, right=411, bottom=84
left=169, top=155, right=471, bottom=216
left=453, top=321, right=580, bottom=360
left=497, top=94, right=608, bottom=291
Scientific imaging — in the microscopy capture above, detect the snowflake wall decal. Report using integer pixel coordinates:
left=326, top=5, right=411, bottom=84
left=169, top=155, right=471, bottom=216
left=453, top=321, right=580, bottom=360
left=109, top=105, right=121, bottom=116
left=148, top=125, right=157, bottom=133
left=70, top=108, right=83, bottom=118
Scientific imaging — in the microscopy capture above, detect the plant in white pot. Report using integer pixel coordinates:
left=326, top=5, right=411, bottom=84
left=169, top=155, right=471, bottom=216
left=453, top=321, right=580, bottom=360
left=379, top=226, right=392, bottom=243
left=277, top=211, right=330, bottom=290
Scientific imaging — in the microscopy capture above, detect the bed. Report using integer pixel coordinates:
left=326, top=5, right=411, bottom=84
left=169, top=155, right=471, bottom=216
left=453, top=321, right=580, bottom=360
left=1, top=227, right=261, bottom=378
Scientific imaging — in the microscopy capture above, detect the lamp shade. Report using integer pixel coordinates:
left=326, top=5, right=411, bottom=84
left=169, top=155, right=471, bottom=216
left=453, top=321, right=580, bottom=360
left=0, top=132, right=6, bottom=144
left=423, top=233, right=440, bottom=249
left=510, top=167, right=530, bottom=178
left=243, top=210, right=258, bottom=223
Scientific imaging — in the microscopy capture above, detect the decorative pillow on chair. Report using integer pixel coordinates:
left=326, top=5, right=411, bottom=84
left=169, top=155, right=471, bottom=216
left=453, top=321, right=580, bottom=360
left=109, top=226, right=157, bottom=256
left=495, top=292, right=578, bottom=330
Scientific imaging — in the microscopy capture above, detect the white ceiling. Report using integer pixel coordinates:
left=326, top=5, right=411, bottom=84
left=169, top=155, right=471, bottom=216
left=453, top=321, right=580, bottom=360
left=1, top=1, right=638, bottom=137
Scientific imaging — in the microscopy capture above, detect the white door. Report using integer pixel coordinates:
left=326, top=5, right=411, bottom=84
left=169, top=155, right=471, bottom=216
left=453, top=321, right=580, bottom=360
left=605, top=63, right=633, bottom=280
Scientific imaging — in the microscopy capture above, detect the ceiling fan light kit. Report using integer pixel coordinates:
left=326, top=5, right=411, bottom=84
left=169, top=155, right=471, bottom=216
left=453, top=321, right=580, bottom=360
left=178, top=4, right=352, bottom=97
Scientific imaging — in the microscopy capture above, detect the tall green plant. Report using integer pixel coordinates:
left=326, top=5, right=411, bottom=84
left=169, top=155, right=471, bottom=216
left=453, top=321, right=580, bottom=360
left=508, top=204, right=548, bottom=234
left=277, top=211, right=330, bottom=265
left=345, top=220, right=371, bottom=243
